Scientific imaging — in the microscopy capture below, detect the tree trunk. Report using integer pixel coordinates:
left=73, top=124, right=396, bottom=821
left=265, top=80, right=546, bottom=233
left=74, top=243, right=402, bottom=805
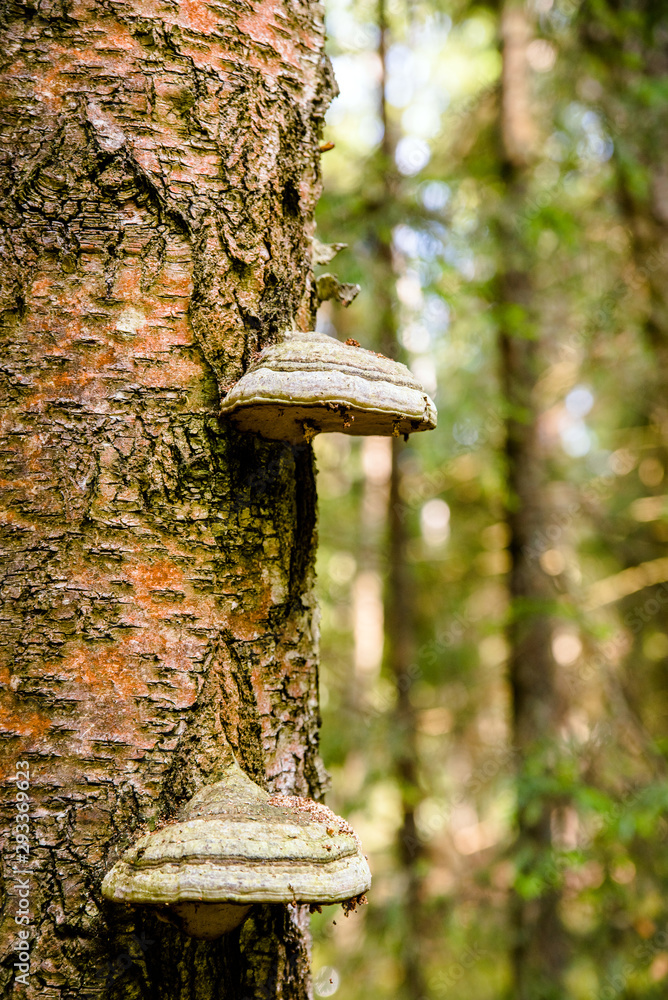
left=0, top=2, right=334, bottom=997
left=497, top=4, right=567, bottom=996
left=376, top=4, right=427, bottom=997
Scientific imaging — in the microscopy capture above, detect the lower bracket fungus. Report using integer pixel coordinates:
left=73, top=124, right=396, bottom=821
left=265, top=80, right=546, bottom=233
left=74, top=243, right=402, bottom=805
left=219, top=330, right=437, bottom=442
left=101, top=758, right=371, bottom=940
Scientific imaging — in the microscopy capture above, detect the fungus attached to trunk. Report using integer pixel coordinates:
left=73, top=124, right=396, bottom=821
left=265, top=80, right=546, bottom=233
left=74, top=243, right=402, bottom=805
left=219, top=330, right=437, bottom=442
left=101, top=759, right=371, bottom=940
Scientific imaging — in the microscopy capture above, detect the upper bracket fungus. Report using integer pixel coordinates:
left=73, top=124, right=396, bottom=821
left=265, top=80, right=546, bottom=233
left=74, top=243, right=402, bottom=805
left=101, top=758, right=371, bottom=940
left=219, top=330, right=437, bottom=443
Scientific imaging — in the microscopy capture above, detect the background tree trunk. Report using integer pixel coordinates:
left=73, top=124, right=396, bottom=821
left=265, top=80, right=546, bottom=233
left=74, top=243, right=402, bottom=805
left=0, top=2, right=335, bottom=997
left=498, top=4, right=567, bottom=996
left=375, top=5, right=427, bottom=997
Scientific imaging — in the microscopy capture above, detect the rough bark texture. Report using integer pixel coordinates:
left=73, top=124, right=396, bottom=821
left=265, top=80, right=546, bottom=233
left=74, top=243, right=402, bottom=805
left=498, top=4, right=567, bottom=997
left=0, top=1, right=335, bottom=997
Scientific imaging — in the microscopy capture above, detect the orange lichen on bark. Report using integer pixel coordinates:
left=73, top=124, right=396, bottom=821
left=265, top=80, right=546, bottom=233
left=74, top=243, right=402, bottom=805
left=0, top=703, right=52, bottom=739
left=53, top=646, right=151, bottom=700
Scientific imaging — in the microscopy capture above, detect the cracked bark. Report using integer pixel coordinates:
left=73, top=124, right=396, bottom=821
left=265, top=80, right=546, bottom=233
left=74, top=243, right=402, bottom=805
left=0, top=1, right=335, bottom=997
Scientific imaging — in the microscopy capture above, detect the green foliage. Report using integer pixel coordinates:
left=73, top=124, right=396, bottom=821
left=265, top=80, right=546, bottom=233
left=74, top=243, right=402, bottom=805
left=312, top=1, right=668, bottom=998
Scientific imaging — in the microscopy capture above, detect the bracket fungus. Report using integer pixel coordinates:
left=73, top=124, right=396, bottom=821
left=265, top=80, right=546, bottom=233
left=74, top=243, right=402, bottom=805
left=219, top=330, right=437, bottom=443
left=101, top=759, right=371, bottom=940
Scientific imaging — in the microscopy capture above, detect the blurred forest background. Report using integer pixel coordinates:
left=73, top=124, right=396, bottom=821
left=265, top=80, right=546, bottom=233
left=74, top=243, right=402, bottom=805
left=308, top=1, right=668, bottom=999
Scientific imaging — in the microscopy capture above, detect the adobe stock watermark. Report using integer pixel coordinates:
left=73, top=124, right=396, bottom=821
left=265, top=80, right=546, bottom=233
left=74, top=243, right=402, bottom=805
left=565, top=582, right=668, bottom=695
left=403, top=743, right=519, bottom=859
left=590, top=925, right=668, bottom=1000
left=361, top=603, right=485, bottom=726
left=429, top=942, right=489, bottom=995
left=361, top=585, right=507, bottom=733
left=533, top=783, right=646, bottom=902
left=561, top=239, right=668, bottom=360
left=524, top=465, right=617, bottom=563
left=11, top=760, right=32, bottom=988
left=393, top=405, right=504, bottom=526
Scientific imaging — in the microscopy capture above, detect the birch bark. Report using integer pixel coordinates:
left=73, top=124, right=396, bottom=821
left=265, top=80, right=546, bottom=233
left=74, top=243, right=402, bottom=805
left=0, top=2, right=335, bottom=997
